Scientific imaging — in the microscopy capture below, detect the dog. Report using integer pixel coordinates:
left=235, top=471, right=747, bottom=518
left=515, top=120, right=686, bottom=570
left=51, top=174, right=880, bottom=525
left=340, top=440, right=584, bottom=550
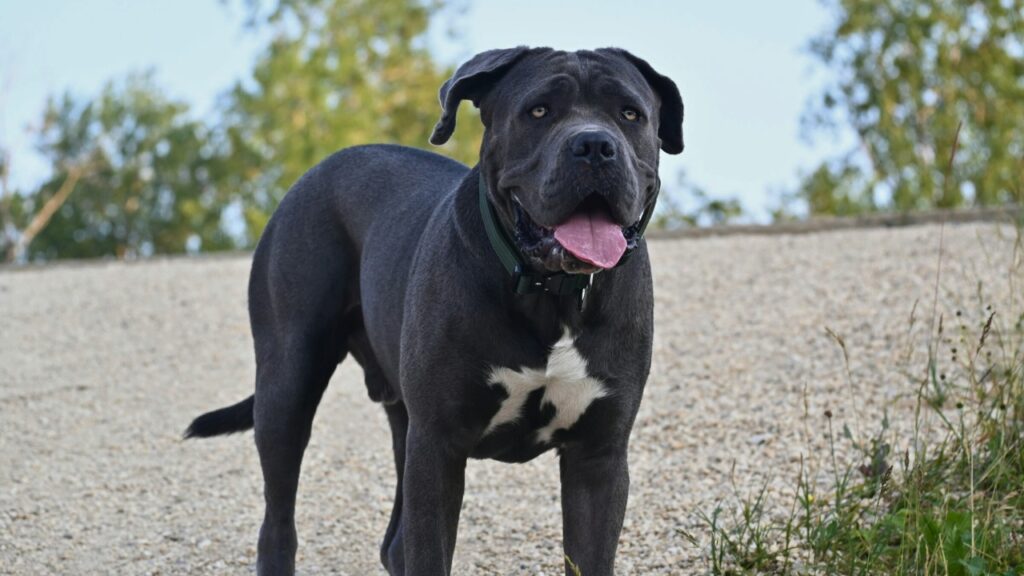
left=186, top=46, right=684, bottom=576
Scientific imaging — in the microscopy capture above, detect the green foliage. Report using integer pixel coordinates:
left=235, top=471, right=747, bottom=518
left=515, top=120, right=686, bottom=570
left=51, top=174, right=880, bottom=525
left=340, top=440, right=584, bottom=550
left=222, top=0, right=482, bottom=244
left=12, top=73, right=235, bottom=260
left=797, top=162, right=874, bottom=217
left=4, top=0, right=480, bottom=260
left=651, top=172, right=744, bottom=230
left=800, top=0, right=1024, bottom=215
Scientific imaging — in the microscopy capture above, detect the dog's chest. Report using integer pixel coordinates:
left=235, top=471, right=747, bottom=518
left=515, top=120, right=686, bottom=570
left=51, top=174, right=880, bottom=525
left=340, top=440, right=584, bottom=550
left=481, top=331, right=607, bottom=452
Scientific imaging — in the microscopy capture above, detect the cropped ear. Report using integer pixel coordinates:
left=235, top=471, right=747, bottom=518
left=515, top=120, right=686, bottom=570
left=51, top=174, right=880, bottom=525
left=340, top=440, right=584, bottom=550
left=429, top=46, right=534, bottom=145
left=600, top=48, right=685, bottom=155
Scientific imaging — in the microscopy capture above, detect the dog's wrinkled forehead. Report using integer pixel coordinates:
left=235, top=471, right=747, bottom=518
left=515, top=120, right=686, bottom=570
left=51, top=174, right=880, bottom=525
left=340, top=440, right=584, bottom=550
left=483, top=50, right=658, bottom=117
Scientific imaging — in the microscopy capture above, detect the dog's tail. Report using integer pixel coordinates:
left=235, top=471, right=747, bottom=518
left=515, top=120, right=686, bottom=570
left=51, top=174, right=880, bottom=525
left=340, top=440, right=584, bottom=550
left=184, top=395, right=255, bottom=439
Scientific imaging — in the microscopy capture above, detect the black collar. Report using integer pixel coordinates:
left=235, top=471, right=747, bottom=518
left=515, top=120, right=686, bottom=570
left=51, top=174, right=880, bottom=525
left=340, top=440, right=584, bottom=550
left=477, top=174, right=658, bottom=308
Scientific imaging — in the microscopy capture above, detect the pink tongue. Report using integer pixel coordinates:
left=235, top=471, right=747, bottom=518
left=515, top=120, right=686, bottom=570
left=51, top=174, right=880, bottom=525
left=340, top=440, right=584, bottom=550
left=553, top=209, right=627, bottom=269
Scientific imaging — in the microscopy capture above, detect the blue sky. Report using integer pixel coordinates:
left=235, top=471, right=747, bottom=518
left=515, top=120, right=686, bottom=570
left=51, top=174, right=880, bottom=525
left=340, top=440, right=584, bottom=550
left=0, top=0, right=850, bottom=220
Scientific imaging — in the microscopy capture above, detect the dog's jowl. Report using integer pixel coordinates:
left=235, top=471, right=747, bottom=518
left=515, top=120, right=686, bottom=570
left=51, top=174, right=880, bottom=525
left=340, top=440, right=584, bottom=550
left=187, top=46, right=684, bottom=576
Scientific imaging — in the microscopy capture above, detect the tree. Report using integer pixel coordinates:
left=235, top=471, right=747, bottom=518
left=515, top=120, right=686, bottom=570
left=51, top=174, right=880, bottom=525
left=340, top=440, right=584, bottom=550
left=799, top=0, right=1024, bottom=215
left=651, top=171, right=743, bottom=230
left=2, top=0, right=479, bottom=262
left=5, top=73, right=235, bottom=262
left=223, top=0, right=483, bottom=244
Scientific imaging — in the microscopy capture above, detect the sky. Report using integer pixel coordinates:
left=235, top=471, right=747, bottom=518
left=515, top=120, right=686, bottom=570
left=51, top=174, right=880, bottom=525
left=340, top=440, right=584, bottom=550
left=0, top=0, right=851, bottom=221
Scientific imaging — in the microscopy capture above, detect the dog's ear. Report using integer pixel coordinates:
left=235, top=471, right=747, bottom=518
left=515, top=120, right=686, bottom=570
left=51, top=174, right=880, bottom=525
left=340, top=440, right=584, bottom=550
left=429, top=47, right=533, bottom=146
left=601, top=49, right=685, bottom=155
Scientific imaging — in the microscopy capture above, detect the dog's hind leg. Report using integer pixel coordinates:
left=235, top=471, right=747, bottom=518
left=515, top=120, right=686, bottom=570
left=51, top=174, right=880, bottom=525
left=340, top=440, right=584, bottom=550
left=380, top=402, right=409, bottom=575
left=345, top=327, right=407, bottom=574
left=249, top=224, right=351, bottom=576
left=252, top=340, right=341, bottom=576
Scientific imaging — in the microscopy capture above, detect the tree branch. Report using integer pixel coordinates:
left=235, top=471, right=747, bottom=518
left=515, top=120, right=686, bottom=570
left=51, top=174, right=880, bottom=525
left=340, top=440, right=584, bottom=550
left=6, top=167, right=82, bottom=262
left=0, top=147, right=13, bottom=248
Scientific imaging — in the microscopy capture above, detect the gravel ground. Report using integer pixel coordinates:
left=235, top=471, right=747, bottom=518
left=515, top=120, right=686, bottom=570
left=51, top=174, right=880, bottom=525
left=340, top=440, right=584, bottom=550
left=1, top=222, right=1019, bottom=575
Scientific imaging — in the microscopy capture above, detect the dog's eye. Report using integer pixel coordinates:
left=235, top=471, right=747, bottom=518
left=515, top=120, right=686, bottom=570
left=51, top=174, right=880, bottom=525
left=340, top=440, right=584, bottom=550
left=621, top=108, right=640, bottom=122
left=529, top=105, right=548, bottom=119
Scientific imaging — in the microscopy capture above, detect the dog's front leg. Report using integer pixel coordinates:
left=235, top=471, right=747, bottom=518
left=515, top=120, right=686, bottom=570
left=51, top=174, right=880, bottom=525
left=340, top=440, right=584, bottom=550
left=559, top=445, right=630, bottom=576
left=400, top=425, right=467, bottom=576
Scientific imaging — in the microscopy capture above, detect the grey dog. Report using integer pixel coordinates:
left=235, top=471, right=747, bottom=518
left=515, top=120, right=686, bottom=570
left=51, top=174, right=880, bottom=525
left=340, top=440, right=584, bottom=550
left=187, top=46, right=684, bottom=575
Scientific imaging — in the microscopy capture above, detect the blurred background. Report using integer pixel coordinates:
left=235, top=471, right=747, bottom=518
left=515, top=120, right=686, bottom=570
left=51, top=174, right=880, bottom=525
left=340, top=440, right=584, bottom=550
left=0, top=0, right=1021, bottom=263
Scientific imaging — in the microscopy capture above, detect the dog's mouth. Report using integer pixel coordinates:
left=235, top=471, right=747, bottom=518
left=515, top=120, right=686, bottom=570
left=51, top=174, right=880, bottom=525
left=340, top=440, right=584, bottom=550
left=512, top=195, right=642, bottom=274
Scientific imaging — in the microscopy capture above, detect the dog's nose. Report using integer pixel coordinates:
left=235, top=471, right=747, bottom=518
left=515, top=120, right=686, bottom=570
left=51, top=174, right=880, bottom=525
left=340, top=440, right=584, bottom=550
left=569, top=131, right=617, bottom=165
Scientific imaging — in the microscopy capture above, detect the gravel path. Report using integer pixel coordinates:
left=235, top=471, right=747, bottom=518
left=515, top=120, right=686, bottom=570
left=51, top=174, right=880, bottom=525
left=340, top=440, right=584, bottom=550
left=1, top=222, right=1019, bottom=575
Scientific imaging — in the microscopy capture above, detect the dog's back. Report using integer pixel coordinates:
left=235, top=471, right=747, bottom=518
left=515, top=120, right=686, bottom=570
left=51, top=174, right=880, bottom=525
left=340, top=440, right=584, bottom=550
left=186, top=143, right=466, bottom=438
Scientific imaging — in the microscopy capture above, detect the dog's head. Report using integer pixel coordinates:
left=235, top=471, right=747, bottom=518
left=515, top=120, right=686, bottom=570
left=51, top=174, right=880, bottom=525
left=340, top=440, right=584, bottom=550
left=431, top=47, right=684, bottom=274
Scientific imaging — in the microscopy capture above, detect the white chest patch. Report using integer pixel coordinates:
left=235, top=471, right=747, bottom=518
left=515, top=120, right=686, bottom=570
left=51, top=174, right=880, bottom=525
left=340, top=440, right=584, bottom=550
left=485, top=330, right=608, bottom=443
